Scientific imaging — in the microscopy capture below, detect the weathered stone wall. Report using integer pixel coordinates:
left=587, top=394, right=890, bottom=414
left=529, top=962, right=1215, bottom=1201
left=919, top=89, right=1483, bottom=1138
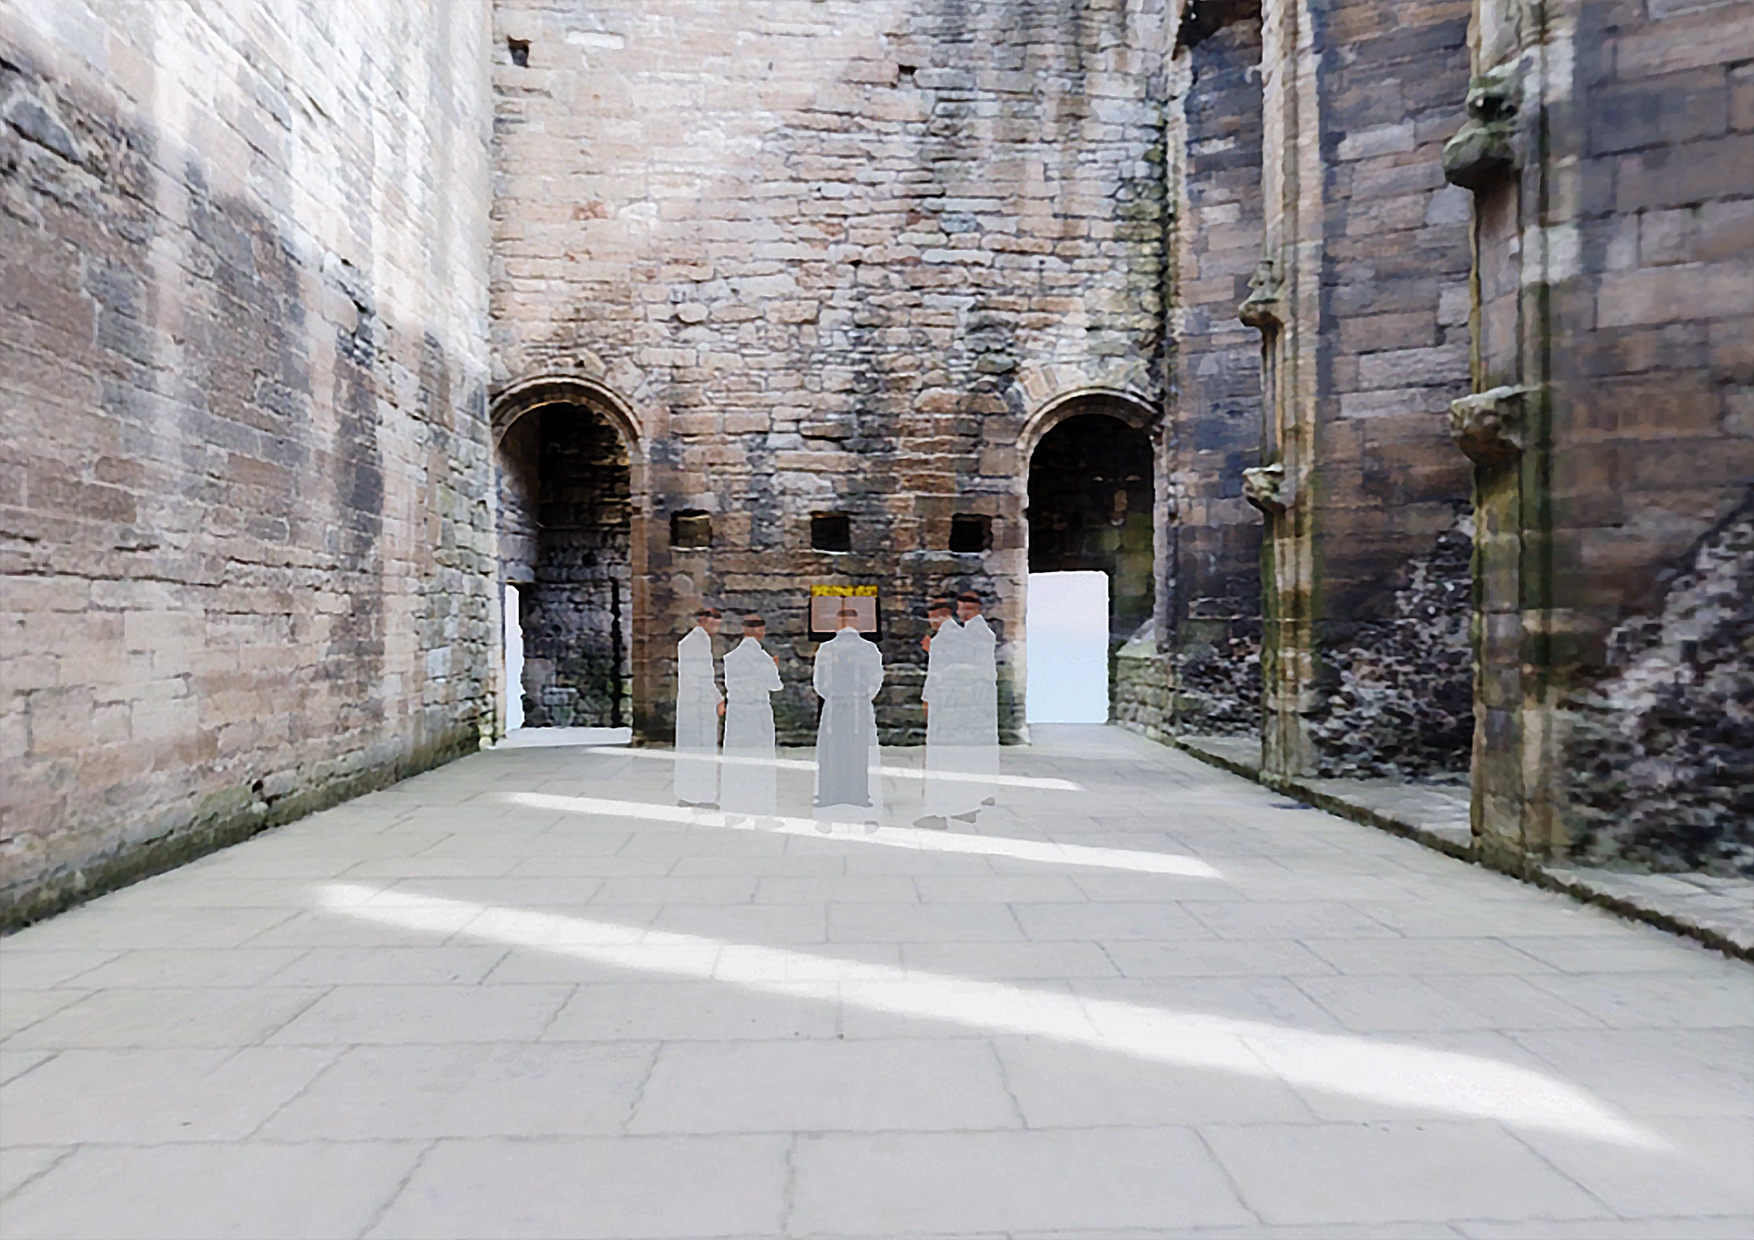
left=1305, top=0, right=1475, bottom=777
left=1164, top=3, right=1265, bottom=737
left=0, top=1, right=494, bottom=922
left=490, top=0, right=1172, bottom=744
left=1459, top=0, right=1754, bottom=868
left=1255, top=0, right=1476, bottom=779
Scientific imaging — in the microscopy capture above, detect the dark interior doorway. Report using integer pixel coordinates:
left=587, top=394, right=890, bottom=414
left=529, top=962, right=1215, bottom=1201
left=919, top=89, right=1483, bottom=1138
left=1026, top=412, right=1156, bottom=718
left=497, top=403, right=632, bottom=727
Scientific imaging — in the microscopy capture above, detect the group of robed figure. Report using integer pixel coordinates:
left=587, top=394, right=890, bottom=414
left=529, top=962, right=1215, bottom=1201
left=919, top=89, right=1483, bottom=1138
left=673, top=594, right=1000, bottom=828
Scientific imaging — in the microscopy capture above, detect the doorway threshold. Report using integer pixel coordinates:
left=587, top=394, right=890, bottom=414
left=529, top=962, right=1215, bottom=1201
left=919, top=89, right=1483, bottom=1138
left=496, top=726, right=633, bottom=749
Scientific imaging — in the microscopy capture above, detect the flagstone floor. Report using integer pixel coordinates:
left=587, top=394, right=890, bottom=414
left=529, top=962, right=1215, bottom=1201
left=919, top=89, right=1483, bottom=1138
left=2, top=724, right=1751, bottom=1239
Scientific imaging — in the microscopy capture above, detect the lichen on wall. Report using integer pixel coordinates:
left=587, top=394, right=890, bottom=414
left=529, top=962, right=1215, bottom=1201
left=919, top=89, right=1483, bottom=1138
left=1566, top=496, right=1754, bottom=875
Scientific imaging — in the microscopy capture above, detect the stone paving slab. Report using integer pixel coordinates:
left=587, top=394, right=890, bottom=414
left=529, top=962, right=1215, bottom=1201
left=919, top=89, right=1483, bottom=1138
left=1174, top=734, right=1754, bottom=960
left=1, top=724, right=1751, bottom=1238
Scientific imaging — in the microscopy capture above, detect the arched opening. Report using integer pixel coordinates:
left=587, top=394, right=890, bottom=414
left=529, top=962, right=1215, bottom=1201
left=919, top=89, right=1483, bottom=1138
left=1026, top=410, right=1157, bottom=724
left=496, top=398, right=633, bottom=731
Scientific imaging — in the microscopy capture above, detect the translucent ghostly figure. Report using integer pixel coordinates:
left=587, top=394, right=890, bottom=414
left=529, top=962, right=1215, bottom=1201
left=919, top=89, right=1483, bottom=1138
left=721, top=614, right=782, bottom=821
left=956, top=591, right=1002, bottom=811
left=922, top=591, right=1000, bottom=823
left=674, top=608, right=723, bottom=806
left=813, top=605, right=885, bottom=822
left=920, top=597, right=972, bottom=824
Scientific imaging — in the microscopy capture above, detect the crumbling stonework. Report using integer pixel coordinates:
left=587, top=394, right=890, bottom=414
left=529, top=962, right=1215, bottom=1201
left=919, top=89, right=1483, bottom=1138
left=1567, top=496, right=1754, bottom=874
left=1305, top=518, right=1473, bottom=778
left=0, top=1, right=495, bottom=922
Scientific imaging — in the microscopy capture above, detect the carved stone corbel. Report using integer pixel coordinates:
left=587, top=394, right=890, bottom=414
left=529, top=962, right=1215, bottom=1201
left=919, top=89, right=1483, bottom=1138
left=1237, top=258, right=1283, bottom=331
left=1442, top=60, right=1525, bottom=192
left=1242, top=462, right=1293, bottom=515
left=1448, top=384, right=1527, bottom=467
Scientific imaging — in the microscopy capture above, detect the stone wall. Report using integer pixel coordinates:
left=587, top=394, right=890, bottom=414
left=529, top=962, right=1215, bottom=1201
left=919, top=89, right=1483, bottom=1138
left=1254, top=0, right=1475, bottom=779
left=1164, top=3, right=1265, bottom=737
left=0, top=1, right=495, bottom=922
left=490, top=0, right=1172, bottom=744
left=1458, top=0, right=1754, bottom=868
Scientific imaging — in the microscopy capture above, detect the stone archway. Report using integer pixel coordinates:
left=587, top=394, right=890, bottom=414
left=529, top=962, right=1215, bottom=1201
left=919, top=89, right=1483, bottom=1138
left=492, top=376, right=648, bottom=735
left=1019, top=392, right=1163, bottom=729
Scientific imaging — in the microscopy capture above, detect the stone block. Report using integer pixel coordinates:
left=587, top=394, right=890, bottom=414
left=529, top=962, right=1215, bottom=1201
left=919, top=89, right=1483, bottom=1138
left=1596, top=262, right=1754, bottom=328
left=1615, top=135, right=1754, bottom=210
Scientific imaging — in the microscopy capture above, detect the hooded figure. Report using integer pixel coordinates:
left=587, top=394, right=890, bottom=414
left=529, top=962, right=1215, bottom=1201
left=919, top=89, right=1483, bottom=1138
left=955, top=592, right=1001, bottom=810
left=924, top=591, right=999, bottom=821
left=674, top=609, right=723, bottom=806
left=722, top=614, right=782, bottom=820
left=919, top=597, right=971, bottom=823
left=813, top=605, right=884, bottom=820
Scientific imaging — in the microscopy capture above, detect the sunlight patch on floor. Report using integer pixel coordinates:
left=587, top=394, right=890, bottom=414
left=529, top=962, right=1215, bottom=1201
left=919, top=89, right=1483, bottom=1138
left=504, top=790, right=1223, bottom=879
left=317, top=882, right=1665, bottom=1152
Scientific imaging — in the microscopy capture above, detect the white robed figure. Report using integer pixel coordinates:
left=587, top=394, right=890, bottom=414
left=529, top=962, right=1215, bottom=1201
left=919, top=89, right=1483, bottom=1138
left=813, top=605, right=885, bottom=821
left=956, top=592, right=1002, bottom=809
left=673, top=609, right=724, bottom=806
left=919, top=597, right=975, bottom=824
left=722, top=614, right=782, bottom=820
left=923, top=591, right=999, bottom=821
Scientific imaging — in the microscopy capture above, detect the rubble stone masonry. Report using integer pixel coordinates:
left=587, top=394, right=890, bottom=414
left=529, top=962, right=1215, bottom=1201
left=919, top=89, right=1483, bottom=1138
left=0, top=1, right=496, bottom=922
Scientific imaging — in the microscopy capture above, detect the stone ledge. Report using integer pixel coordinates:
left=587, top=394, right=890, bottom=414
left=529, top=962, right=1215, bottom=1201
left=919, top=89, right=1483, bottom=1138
left=1170, top=734, right=1754, bottom=963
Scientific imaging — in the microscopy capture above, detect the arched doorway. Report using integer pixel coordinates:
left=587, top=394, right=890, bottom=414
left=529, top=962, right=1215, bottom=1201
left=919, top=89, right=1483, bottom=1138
left=495, top=386, right=636, bottom=732
left=1025, top=409, right=1157, bottom=723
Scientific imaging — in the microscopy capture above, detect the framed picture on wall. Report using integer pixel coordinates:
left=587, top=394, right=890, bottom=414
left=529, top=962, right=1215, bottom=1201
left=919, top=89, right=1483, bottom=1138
left=808, top=584, right=881, bottom=640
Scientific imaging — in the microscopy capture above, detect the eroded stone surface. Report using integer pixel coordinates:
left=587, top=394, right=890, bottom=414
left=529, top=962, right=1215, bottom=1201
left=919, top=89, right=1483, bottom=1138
left=1568, top=499, right=1754, bottom=875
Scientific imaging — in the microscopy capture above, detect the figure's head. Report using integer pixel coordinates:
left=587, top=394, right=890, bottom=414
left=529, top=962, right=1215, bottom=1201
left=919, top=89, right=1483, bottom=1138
left=836, top=605, right=861, bottom=631
left=695, top=607, right=722, bottom=635
left=742, top=613, right=766, bottom=640
left=956, top=591, right=982, bottom=622
left=927, top=597, right=953, bottom=631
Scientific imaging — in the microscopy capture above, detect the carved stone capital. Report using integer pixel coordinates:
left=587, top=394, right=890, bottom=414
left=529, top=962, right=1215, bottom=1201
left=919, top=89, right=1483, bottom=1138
left=1442, top=60, right=1525, bottom=192
left=1242, top=462, right=1292, bottom=515
left=1237, top=258, right=1283, bottom=331
left=1449, top=385, right=1527, bottom=467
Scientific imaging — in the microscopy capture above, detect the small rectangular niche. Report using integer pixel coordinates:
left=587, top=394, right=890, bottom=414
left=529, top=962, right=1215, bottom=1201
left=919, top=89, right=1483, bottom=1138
left=950, top=513, right=993, bottom=553
left=670, top=510, right=711, bottom=549
left=811, top=512, right=851, bottom=552
left=507, top=38, right=530, bottom=67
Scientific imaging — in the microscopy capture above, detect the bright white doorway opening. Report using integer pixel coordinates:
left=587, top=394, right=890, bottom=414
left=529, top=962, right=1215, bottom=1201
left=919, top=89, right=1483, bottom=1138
left=1026, top=570, right=1110, bottom=724
left=504, top=583, right=526, bottom=732
left=501, top=583, right=631, bottom=747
